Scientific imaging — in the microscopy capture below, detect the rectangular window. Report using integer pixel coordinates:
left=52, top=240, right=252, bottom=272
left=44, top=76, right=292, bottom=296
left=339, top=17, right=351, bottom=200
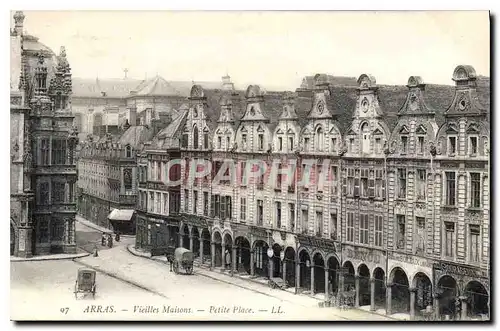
left=226, top=196, right=232, bottom=220
left=316, top=211, right=323, bottom=237
left=416, top=169, right=426, bottom=200
left=289, top=203, right=295, bottom=232
left=203, top=192, right=209, bottom=216
left=359, top=214, right=369, bottom=244
left=257, top=200, right=263, bottom=226
left=240, top=197, right=246, bottom=221
left=375, top=169, right=384, bottom=199
left=444, top=222, right=455, bottom=258
left=361, top=169, right=369, bottom=197
left=52, top=182, right=65, bottom=203
left=470, top=172, right=481, bottom=208
left=258, top=134, right=264, bottom=151
left=51, top=139, right=67, bottom=165
left=220, top=195, right=227, bottom=220
left=375, top=137, right=382, bottom=154
left=276, top=164, right=282, bottom=190
left=304, top=137, right=310, bottom=152
left=398, top=169, right=406, bottom=199
left=397, top=215, right=405, bottom=249
left=349, top=138, right=354, bottom=153
left=184, top=189, right=189, bottom=212
left=193, top=190, right=198, bottom=214
left=276, top=202, right=282, bottom=229
left=217, top=136, right=222, bottom=149
left=330, top=213, right=337, bottom=240
left=416, top=217, right=425, bottom=254
left=469, top=137, right=478, bottom=155
left=288, top=137, right=294, bottom=151
left=354, top=169, right=360, bottom=197
left=331, top=138, right=337, bottom=152
left=226, top=136, right=230, bottom=150
left=347, top=168, right=355, bottom=196
left=418, top=136, right=425, bottom=154
left=347, top=213, right=354, bottom=242
left=242, top=134, right=247, bottom=150
left=401, top=136, right=408, bottom=153
left=301, top=209, right=308, bottom=234
left=330, top=166, right=338, bottom=195
left=469, top=225, right=480, bottom=262
left=37, top=217, right=49, bottom=243
left=448, top=136, right=457, bottom=155
left=163, top=193, right=168, bottom=214
left=38, top=182, right=50, bottom=205
left=374, top=215, right=383, bottom=247
left=445, top=172, right=456, bottom=206
left=203, top=133, right=209, bottom=149
left=278, top=137, right=283, bottom=151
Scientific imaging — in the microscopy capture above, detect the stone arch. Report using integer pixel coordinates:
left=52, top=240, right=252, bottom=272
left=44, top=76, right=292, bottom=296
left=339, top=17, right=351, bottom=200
left=437, top=275, right=459, bottom=317
left=298, top=248, right=311, bottom=290
left=235, top=236, right=251, bottom=274
left=222, top=231, right=234, bottom=246
left=181, top=223, right=190, bottom=249
left=464, top=280, right=489, bottom=318
left=389, top=267, right=410, bottom=314
left=283, top=246, right=296, bottom=287
left=211, top=228, right=223, bottom=243
left=342, top=260, right=356, bottom=291
left=372, top=267, right=386, bottom=309
left=212, top=231, right=223, bottom=268
left=252, top=239, right=269, bottom=278
left=412, top=272, right=433, bottom=314
left=357, top=263, right=371, bottom=307
left=312, top=251, right=326, bottom=294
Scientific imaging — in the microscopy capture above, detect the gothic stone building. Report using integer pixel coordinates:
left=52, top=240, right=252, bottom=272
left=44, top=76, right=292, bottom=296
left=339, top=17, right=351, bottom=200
left=135, top=67, right=489, bottom=320
left=10, top=11, right=78, bottom=257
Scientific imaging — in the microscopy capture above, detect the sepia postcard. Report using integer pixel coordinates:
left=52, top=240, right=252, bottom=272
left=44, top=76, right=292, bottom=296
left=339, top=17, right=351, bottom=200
left=10, top=10, right=491, bottom=322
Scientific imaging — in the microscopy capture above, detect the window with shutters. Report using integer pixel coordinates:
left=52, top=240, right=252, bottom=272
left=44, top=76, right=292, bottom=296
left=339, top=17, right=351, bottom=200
left=52, top=182, right=65, bottom=203
left=347, top=168, right=355, bottom=196
left=415, top=217, right=426, bottom=255
left=276, top=202, right=282, bottom=229
left=51, top=139, right=67, bottom=165
left=359, top=214, right=369, bottom=244
left=397, top=215, right=405, bottom=249
left=445, top=172, right=456, bottom=206
left=316, top=211, right=323, bottom=237
left=361, top=169, right=369, bottom=197
left=374, top=215, right=383, bottom=247
left=288, top=203, right=295, bottom=232
left=347, top=212, right=354, bottom=242
left=257, top=200, right=263, bottom=226
left=444, top=222, right=455, bottom=258
left=354, top=169, right=360, bottom=197
left=469, top=225, right=480, bottom=262
left=301, top=209, right=308, bottom=234
left=368, top=169, right=375, bottom=198
left=470, top=172, right=481, bottom=208
left=203, top=192, right=209, bottom=216
left=398, top=169, right=406, bottom=199
left=240, top=197, right=246, bottom=221
left=220, top=195, right=227, bottom=219
left=416, top=169, right=426, bottom=201
left=226, top=196, right=232, bottom=220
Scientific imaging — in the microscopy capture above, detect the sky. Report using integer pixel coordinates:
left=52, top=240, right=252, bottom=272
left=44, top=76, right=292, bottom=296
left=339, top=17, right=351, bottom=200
left=15, top=10, right=490, bottom=91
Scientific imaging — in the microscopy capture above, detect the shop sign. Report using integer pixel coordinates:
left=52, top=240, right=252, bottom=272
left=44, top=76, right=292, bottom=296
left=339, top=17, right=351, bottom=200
left=388, top=251, right=433, bottom=269
left=433, top=262, right=488, bottom=279
left=343, top=246, right=384, bottom=264
left=297, top=234, right=336, bottom=252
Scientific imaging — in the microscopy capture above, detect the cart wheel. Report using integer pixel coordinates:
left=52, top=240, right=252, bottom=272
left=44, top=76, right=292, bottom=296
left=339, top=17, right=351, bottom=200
left=187, top=266, right=193, bottom=275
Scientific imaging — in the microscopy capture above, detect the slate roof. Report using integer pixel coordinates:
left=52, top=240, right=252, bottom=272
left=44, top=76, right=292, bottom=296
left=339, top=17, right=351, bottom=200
left=118, top=125, right=155, bottom=149
left=149, top=109, right=188, bottom=150
left=131, top=75, right=185, bottom=97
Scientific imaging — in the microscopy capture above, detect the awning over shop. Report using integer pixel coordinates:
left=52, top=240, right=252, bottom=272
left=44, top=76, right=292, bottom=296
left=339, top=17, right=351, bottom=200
left=107, top=209, right=135, bottom=222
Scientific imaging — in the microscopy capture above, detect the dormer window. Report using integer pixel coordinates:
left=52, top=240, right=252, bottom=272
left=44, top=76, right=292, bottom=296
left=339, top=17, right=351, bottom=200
left=258, top=134, right=264, bottom=151
left=278, top=137, right=283, bottom=151
left=288, top=136, right=294, bottom=151
left=181, top=133, right=188, bottom=148
left=448, top=136, right=457, bottom=155
left=361, top=123, right=370, bottom=153
left=242, top=134, right=247, bottom=150
left=417, top=136, right=425, bottom=154
left=304, top=137, right=310, bottom=152
left=469, top=136, right=478, bottom=156
left=203, top=132, right=209, bottom=149
left=375, top=138, right=381, bottom=154
left=401, top=136, right=408, bottom=154
left=330, top=138, right=337, bottom=153
left=315, top=127, right=324, bottom=152
left=193, top=125, right=199, bottom=150
left=348, top=138, right=354, bottom=153
left=125, top=145, right=132, bottom=158
left=226, top=136, right=230, bottom=150
left=217, top=136, right=222, bottom=149
left=35, top=67, right=48, bottom=94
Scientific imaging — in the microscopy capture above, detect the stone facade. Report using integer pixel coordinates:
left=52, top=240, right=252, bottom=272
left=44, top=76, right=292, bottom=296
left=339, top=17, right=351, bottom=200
left=10, top=11, right=78, bottom=256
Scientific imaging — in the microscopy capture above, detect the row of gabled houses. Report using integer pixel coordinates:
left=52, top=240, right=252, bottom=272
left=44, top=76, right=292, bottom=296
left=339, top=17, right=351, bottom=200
left=130, top=66, right=489, bottom=321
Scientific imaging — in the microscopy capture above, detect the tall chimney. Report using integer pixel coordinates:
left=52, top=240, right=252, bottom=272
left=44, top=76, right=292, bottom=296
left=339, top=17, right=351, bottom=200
left=13, top=11, right=25, bottom=36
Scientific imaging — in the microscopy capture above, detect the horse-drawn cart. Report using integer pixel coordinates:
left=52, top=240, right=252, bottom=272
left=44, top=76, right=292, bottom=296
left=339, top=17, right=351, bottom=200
left=172, top=247, right=194, bottom=275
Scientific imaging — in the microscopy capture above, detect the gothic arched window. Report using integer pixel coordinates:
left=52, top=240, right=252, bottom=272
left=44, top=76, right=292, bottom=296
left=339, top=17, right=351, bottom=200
left=125, top=144, right=132, bottom=158
left=193, top=125, right=199, bottom=150
left=361, top=122, right=370, bottom=153
left=315, top=126, right=324, bottom=152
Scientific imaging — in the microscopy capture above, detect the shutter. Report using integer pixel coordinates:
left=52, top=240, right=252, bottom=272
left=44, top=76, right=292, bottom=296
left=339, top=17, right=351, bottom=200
left=342, top=177, right=347, bottom=195
left=227, top=196, right=232, bottom=220
left=210, top=195, right=215, bottom=217
left=354, top=178, right=360, bottom=197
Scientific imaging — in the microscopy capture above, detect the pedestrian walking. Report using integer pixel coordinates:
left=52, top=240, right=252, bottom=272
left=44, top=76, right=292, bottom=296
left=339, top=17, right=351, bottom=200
left=107, top=233, right=113, bottom=248
left=225, top=249, right=231, bottom=269
left=115, top=231, right=120, bottom=242
left=101, top=233, right=106, bottom=246
left=167, top=253, right=174, bottom=272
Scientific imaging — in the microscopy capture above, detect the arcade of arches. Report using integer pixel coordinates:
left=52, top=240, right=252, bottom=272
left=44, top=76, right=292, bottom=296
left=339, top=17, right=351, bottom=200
left=168, top=226, right=490, bottom=320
